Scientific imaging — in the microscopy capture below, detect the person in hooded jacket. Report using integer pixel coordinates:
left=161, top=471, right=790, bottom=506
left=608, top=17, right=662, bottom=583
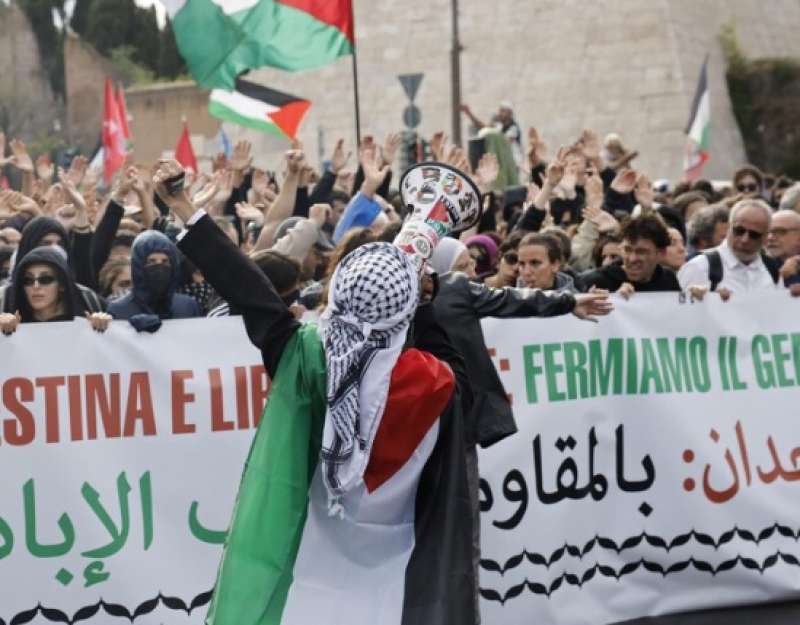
left=107, top=230, right=201, bottom=330
left=0, top=246, right=111, bottom=335
left=0, top=216, right=104, bottom=314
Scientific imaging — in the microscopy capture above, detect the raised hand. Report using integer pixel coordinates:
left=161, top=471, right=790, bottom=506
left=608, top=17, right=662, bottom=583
left=330, top=138, right=350, bottom=174
left=429, top=131, right=447, bottom=161
left=235, top=201, right=265, bottom=226
left=153, top=158, right=193, bottom=222
left=584, top=166, right=604, bottom=210
left=36, top=154, right=54, bottom=181
left=544, top=157, right=565, bottom=187
left=445, top=144, right=470, bottom=173
left=66, top=155, right=89, bottom=188
left=42, top=184, right=66, bottom=215
left=285, top=149, right=306, bottom=176
left=8, top=139, right=34, bottom=173
left=634, top=173, right=654, bottom=210
left=360, top=146, right=389, bottom=199
left=213, top=169, right=234, bottom=206
left=381, top=132, right=401, bottom=167
left=527, top=126, right=547, bottom=166
left=6, top=191, right=41, bottom=217
left=230, top=140, right=253, bottom=172
left=58, top=167, right=87, bottom=212
left=610, top=168, right=638, bottom=194
left=309, top=203, right=331, bottom=228
left=192, top=174, right=219, bottom=208
left=212, top=152, right=228, bottom=172
left=579, top=129, right=601, bottom=161
left=475, top=152, right=499, bottom=193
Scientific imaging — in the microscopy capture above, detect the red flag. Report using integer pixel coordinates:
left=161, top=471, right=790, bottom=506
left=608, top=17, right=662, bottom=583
left=103, top=77, right=126, bottom=182
left=174, top=120, right=198, bottom=173
left=115, top=85, right=132, bottom=145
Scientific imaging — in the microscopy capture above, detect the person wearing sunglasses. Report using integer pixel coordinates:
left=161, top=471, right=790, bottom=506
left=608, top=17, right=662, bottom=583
left=0, top=247, right=111, bottom=335
left=678, top=199, right=781, bottom=300
left=732, top=165, right=764, bottom=199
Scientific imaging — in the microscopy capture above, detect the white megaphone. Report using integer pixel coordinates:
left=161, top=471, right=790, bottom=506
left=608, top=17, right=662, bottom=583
left=394, top=162, right=482, bottom=269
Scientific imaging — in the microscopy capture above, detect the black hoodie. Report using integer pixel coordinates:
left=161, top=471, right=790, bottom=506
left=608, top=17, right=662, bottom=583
left=11, top=247, right=86, bottom=322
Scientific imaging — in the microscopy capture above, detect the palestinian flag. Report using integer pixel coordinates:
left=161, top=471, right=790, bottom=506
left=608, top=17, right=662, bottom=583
left=164, top=0, right=354, bottom=89
left=209, top=78, right=310, bottom=140
left=683, top=55, right=710, bottom=181
left=203, top=323, right=475, bottom=625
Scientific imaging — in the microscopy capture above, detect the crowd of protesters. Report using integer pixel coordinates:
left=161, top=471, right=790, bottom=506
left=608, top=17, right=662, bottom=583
left=1, top=109, right=798, bottom=338
left=2, top=102, right=800, bottom=625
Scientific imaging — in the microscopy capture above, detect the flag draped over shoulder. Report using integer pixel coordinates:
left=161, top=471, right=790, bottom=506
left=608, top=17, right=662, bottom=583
left=164, top=0, right=354, bottom=89
left=683, top=55, right=710, bottom=181
left=206, top=324, right=474, bottom=625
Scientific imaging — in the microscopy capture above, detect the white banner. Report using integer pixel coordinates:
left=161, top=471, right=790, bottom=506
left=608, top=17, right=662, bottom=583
left=0, top=318, right=262, bottom=625
left=2, top=293, right=800, bottom=625
left=479, top=291, right=800, bottom=624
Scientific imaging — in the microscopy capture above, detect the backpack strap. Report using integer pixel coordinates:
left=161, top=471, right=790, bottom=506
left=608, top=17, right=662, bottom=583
left=760, top=251, right=781, bottom=285
left=704, top=250, right=723, bottom=292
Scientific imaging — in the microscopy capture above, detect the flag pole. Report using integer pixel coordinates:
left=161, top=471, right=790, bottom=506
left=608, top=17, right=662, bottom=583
left=350, top=6, right=362, bottom=147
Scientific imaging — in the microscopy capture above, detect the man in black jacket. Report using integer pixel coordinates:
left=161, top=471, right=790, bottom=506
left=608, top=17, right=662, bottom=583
left=580, top=213, right=681, bottom=296
left=433, top=269, right=612, bottom=623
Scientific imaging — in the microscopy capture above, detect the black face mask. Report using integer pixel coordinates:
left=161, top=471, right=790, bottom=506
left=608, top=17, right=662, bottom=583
left=143, top=264, right=172, bottom=297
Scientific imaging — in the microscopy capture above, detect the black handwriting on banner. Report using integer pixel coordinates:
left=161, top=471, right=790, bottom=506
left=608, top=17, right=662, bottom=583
left=480, top=425, right=656, bottom=530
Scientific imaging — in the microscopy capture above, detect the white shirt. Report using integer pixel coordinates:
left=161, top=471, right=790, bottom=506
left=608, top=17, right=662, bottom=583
left=677, top=239, right=777, bottom=294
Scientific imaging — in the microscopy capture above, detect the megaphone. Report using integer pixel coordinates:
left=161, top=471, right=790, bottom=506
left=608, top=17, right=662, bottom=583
left=394, top=162, right=482, bottom=269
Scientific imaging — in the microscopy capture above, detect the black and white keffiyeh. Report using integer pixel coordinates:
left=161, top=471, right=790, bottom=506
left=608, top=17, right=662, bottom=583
left=318, top=242, right=419, bottom=511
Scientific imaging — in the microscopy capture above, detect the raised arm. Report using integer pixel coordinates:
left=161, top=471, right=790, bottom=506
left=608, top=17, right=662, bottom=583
left=154, top=160, right=299, bottom=377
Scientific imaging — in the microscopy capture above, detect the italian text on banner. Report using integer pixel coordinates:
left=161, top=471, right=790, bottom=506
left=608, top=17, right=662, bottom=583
left=479, top=291, right=800, bottom=625
left=0, top=317, right=263, bottom=624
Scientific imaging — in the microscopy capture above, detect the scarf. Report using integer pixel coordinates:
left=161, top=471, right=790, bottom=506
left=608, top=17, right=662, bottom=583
left=318, top=242, right=419, bottom=512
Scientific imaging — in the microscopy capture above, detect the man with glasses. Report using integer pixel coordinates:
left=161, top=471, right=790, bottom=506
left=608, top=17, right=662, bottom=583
left=678, top=199, right=779, bottom=300
left=766, top=210, right=800, bottom=291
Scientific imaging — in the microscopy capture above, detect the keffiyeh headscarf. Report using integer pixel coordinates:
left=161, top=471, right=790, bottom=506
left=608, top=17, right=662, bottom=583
left=318, top=242, right=419, bottom=511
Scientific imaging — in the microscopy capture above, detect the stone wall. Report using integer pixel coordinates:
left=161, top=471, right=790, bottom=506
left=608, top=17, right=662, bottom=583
left=0, top=3, right=59, bottom=139
left=57, top=0, right=800, bottom=179
left=64, top=32, right=127, bottom=154
left=234, top=0, right=800, bottom=181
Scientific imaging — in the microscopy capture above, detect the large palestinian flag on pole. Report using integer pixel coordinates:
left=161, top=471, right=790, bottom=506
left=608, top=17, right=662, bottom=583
left=683, top=55, right=710, bottom=181
left=203, top=323, right=474, bottom=625
left=209, top=78, right=310, bottom=139
left=163, top=0, right=354, bottom=89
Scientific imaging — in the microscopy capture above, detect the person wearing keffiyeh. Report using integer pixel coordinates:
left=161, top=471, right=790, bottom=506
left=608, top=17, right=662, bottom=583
left=157, top=158, right=478, bottom=625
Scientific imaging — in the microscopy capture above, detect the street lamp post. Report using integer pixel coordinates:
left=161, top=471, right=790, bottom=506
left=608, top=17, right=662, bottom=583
left=451, top=0, right=463, bottom=146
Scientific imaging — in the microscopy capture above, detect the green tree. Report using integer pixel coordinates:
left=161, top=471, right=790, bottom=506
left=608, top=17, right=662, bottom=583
left=85, top=0, right=135, bottom=57
left=70, top=0, right=93, bottom=37
left=17, top=0, right=65, bottom=95
left=158, top=17, right=186, bottom=79
left=131, top=5, right=161, bottom=73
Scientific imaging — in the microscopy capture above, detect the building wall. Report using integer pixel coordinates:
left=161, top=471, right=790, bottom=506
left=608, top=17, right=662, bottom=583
left=236, top=0, right=800, bottom=181
left=61, top=0, right=800, bottom=180
left=64, top=32, right=126, bottom=154
left=0, top=3, right=59, bottom=140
